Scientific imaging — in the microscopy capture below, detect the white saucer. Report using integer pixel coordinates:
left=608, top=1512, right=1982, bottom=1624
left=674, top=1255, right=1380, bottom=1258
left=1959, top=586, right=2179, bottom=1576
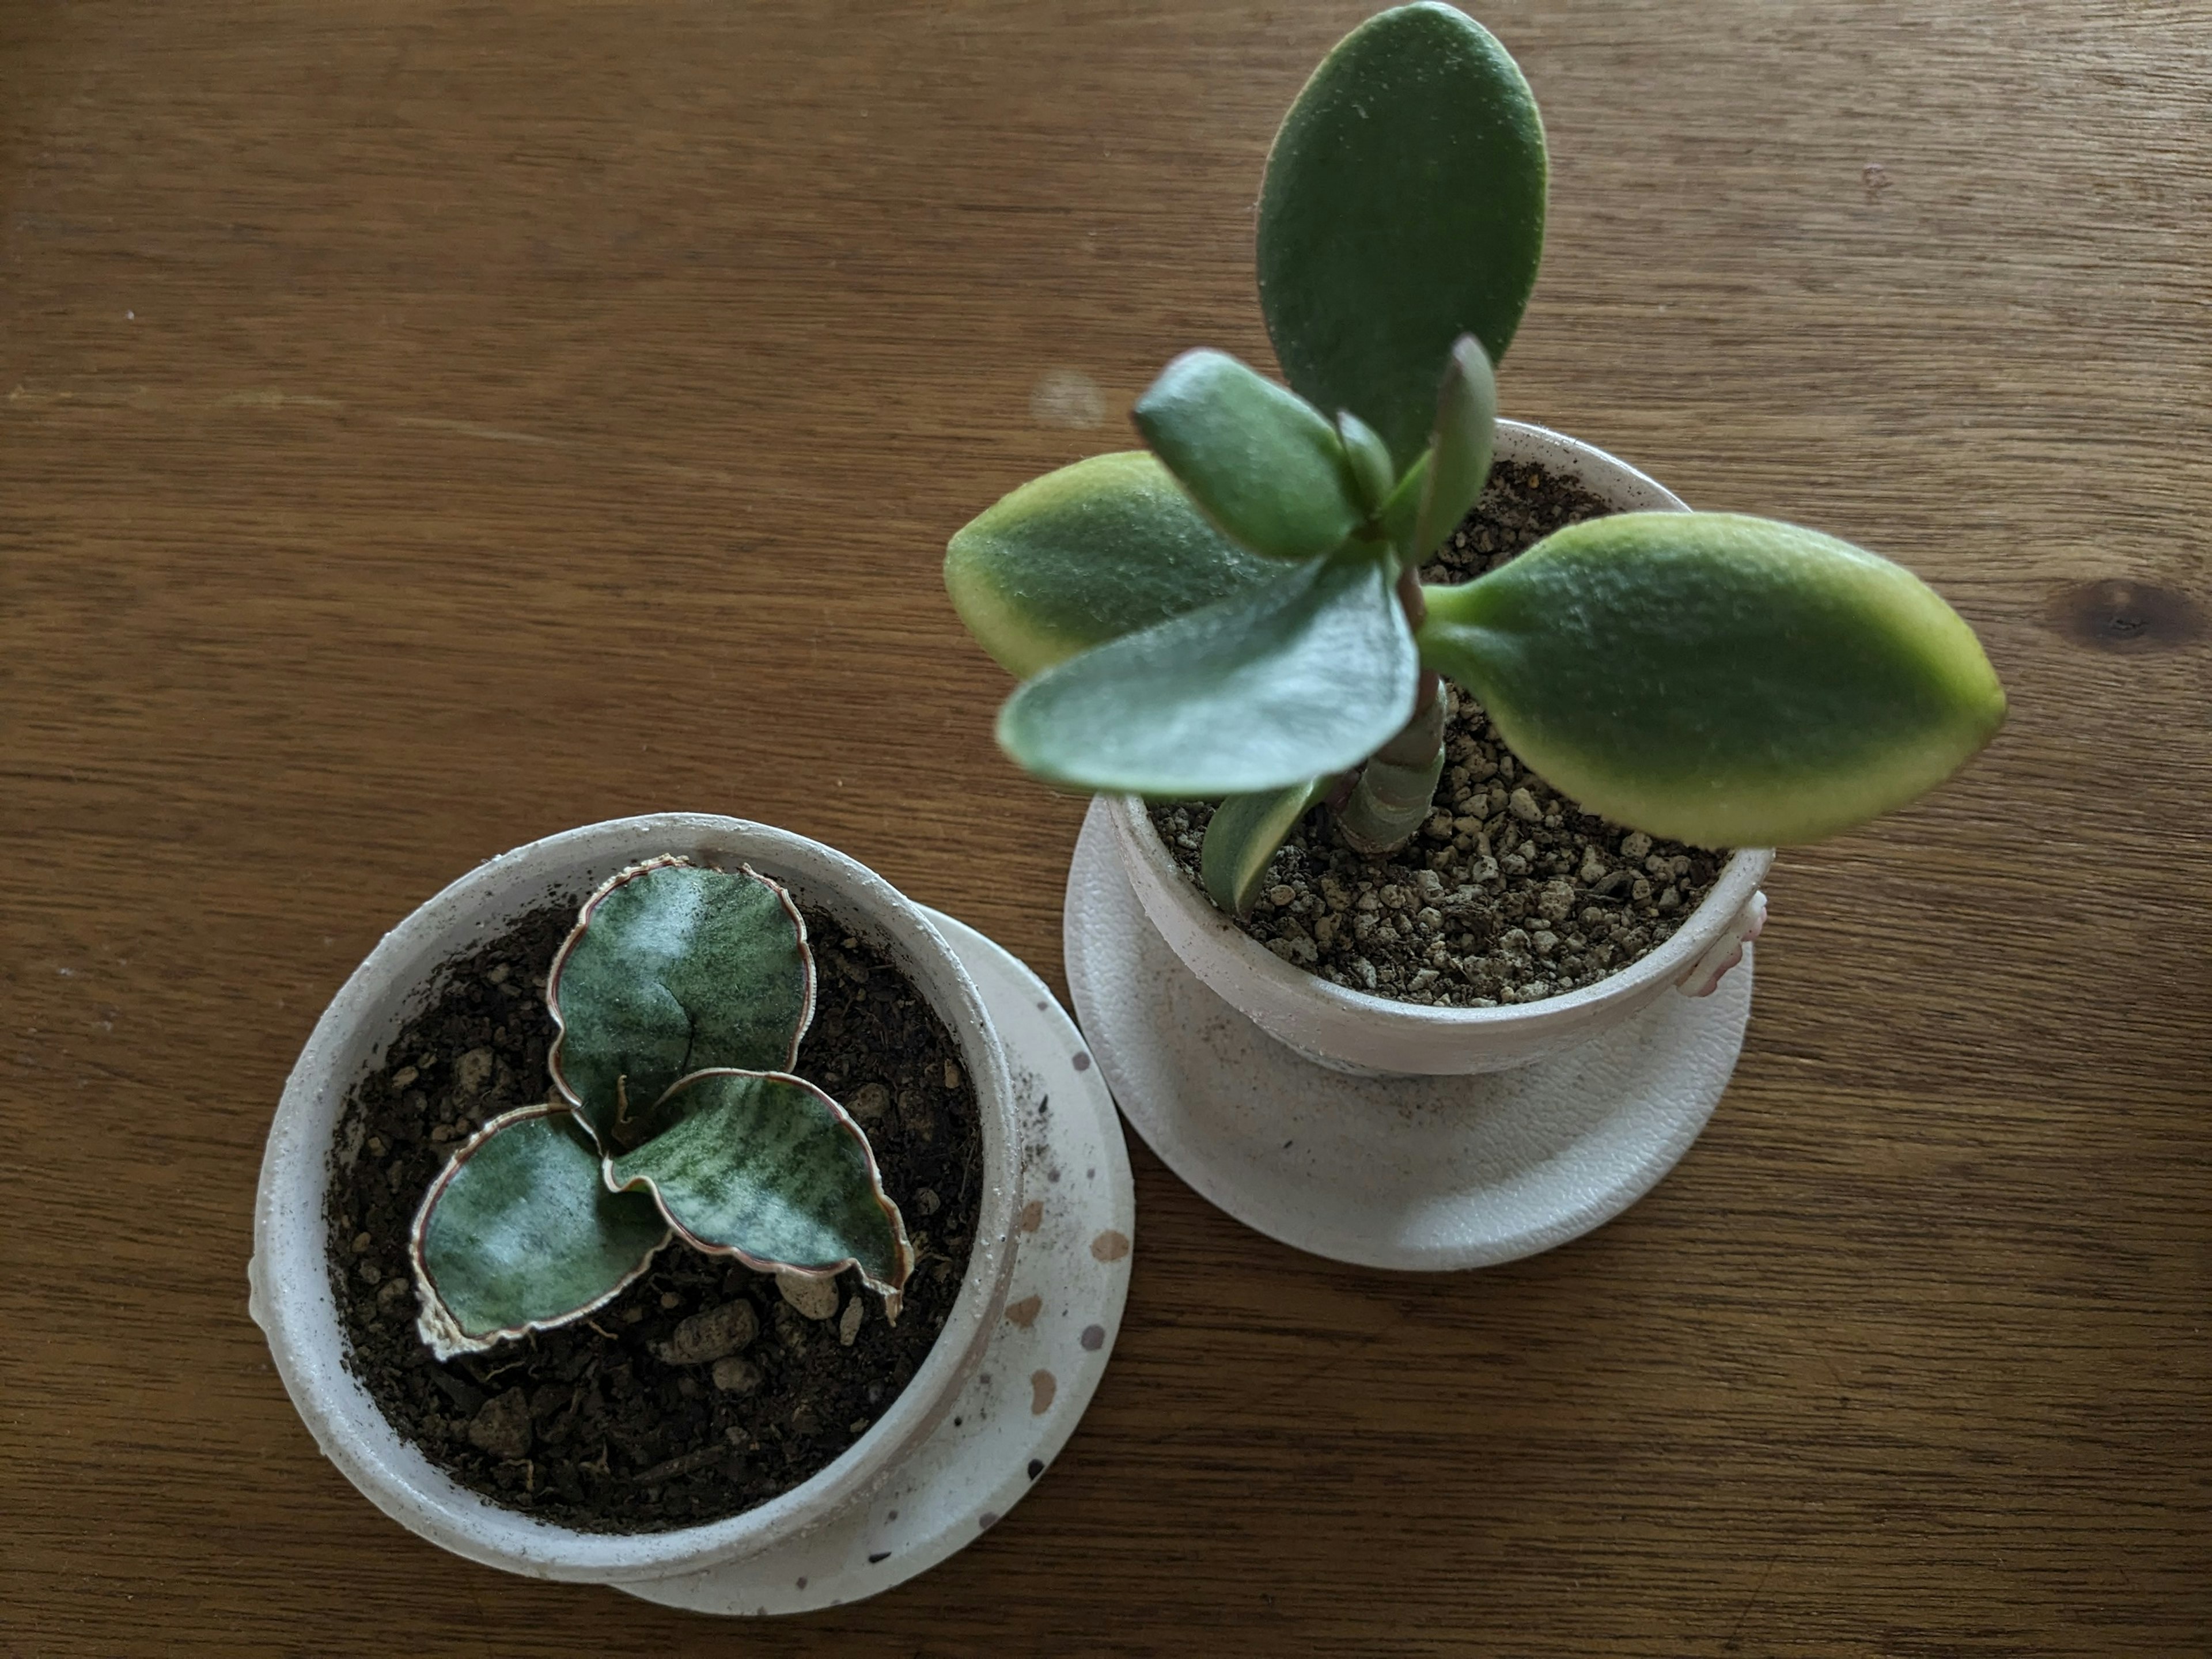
left=623, top=907, right=1134, bottom=1615
left=1062, top=800, right=1750, bottom=1271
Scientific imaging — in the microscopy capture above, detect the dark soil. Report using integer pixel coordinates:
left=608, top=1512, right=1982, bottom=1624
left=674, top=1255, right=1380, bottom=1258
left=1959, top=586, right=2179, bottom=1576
left=325, top=896, right=982, bottom=1533
left=1152, top=461, right=1725, bottom=1007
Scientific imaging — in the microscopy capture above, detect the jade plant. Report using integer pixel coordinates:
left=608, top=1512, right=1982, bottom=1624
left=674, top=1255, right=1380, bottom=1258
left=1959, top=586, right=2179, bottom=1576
left=408, top=857, right=911, bottom=1361
left=944, top=2, right=2004, bottom=917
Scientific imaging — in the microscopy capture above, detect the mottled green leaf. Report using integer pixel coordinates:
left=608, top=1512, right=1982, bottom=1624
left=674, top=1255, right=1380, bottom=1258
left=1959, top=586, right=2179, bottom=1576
left=1418, top=513, right=2008, bottom=846
left=410, top=1105, right=670, bottom=1359
left=997, top=548, right=1415, bottom=797
left=945, top=451, right=1281, bottom=678
left=550, top=859, right=812, bottom=1147
left=1132, top=349, right=1363, bottom=560
left=1200, top=775, right=1338, bottom=918
left=1257, top=2, right=1547, bottom=469
left=609, top=1070, right=912, bottom=1308
left=1411, top=336, right=1497, bottom=561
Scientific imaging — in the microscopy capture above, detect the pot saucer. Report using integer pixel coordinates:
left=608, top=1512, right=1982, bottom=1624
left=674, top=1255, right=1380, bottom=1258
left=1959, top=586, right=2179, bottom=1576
left=623, top=907, right=1133, bottom=1615
left=1063, top=798, right=1749, bottom=1271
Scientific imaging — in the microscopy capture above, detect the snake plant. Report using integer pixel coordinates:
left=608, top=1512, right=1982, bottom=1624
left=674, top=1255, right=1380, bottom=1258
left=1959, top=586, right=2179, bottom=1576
left=408, top=858, right=911, bottom=1360
left=944, top=2, right=2004, bottom=916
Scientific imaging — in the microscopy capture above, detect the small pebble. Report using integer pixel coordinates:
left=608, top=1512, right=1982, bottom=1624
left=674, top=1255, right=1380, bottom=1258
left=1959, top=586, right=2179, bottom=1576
left=654, top=1299, right=760, bottom=1365
left=452, top=1047, right=495, bottom=1097
left=467, top=1389, right=532, bottom=1460
left=777, top=1269, right=841, bottom=1321
left=848, top=1082, right=891, bottom=1123
left=711, top=1356, right=763, bottom=1396
left=839, top=1297, right=863, bottom=1347
left=941, top=1059, right=962, bottom=1090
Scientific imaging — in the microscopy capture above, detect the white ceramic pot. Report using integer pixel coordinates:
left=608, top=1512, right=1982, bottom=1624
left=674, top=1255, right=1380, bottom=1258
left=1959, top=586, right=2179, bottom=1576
left=249, top=814, right=1021, bottom=1585
left=1109, top=419, right=1774, bottom=1078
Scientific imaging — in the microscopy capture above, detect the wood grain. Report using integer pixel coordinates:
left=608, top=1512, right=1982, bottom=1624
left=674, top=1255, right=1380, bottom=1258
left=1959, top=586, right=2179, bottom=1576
left=4, top=2, right=2206, bottom=1653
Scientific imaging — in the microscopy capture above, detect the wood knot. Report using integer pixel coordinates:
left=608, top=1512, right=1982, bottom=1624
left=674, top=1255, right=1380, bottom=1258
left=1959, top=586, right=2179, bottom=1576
left=2047, top=578, right=2204, bottom=653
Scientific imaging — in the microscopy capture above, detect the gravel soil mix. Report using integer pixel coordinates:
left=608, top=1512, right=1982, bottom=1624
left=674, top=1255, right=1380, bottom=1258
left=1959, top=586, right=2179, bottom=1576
left=1152, top=461, right=1726, bottom=1007
left=324, top=897, right=981, bottom=1532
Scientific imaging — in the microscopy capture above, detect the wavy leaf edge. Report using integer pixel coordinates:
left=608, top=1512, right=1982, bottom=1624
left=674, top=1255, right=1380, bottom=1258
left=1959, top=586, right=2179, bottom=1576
left=543, top=855, right=817, bottom=1124
left=609, top=1067, right=916, bottom=1321
left=406, top=1100, right=673, bottom=1362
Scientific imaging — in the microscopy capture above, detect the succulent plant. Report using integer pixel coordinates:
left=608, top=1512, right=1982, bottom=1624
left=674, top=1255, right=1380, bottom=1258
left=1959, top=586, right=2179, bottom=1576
left=408, top=857, right=911, bottom=1360
left=944, top=2, right=2005, bottom=917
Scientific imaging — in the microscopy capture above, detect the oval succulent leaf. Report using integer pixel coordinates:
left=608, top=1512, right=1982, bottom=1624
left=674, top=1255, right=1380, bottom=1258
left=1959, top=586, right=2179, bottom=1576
left=608, top=1069, right=913, bottom=1312
left=997, top=548, right=1416, bottom=797
left=1411, top=336, right=1498, bottom=562
left=409, top=1104, right=671, bottom=1360
left=1418, top=513, right=2008, bottom=846
left=1200, top=775, right=1338, bottom=917
left=1131, top=348, right=1364, bottom=560
left=1257, top=1, right=1547, bottom=470
left=549, top=859, right=813, bottom=1147
left=945, top=450, right=1282, bottom=678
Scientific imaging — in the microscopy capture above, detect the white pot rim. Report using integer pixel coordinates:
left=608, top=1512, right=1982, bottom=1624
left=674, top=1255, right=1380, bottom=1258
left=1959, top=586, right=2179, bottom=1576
left=1112, top=796, right=1771, bottom=1032
left=251, top=813, right=1021, bottom=1583
left=1108, top=418, right=1775, bottom=1071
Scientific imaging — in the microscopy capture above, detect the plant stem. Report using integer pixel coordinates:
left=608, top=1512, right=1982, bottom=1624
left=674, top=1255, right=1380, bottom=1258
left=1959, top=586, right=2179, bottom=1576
left=1337, top=567, right=1447, bottom=856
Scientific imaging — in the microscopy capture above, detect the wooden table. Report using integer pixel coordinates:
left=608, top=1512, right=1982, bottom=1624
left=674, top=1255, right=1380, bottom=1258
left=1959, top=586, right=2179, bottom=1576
left=7, top=2, right=2206, bottom=1653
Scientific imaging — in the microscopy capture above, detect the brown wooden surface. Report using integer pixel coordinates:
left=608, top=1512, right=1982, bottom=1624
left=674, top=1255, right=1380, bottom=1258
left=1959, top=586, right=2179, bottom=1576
left=5, top=1, right=2207, bottom=1653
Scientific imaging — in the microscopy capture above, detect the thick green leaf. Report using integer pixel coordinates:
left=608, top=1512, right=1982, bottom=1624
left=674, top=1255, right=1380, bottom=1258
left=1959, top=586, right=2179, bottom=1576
left=1132, top=349, right=1363, bottom=560
left=998, top=548, right=1416, bottom=796
left=1379, top=449, right=1430, bottom=555
left=549, top=859, right=812, bottom=1147
left=1418, top=513, right=2008, bottom=846
left=1335, top=410, right=1396, bottom=517
left=410, top=1105, right=670, bottom=1359
left=1200, top=775, right=1338, bottom=916
left=1257, top=2, right=1547, bottom=469
left=609, top=1070, right=912, bottom=1308
left=1411, top=336, right=1497, bottom=560
left=945, top=451, right=1281, bottom=678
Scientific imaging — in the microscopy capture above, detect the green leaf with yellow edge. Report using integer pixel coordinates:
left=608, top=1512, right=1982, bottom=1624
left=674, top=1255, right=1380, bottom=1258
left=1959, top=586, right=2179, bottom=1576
left=997, top=548, right=1414, bottom=797
left=1132, top=349, right=1364, bottom=560
left=609, top=1070, right=912, bottom=1312
left=1200, top=775, right=1339, bottom=917
left=945, top=451, right=1281, bottom=679
left=550, top=859, right=812, bottom=1150
left=410, top=1104, right=671, bottom=1360
left=1417, top=513, right=2007, bottom=846
left=1257, top=2, right=1546, bottom=469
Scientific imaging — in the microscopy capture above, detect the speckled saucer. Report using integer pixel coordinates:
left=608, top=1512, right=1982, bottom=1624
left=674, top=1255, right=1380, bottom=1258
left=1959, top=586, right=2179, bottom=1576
left=623, top=908, right=1133, bottom=1615
left=1063, top=802, right=1751, bottom=1271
